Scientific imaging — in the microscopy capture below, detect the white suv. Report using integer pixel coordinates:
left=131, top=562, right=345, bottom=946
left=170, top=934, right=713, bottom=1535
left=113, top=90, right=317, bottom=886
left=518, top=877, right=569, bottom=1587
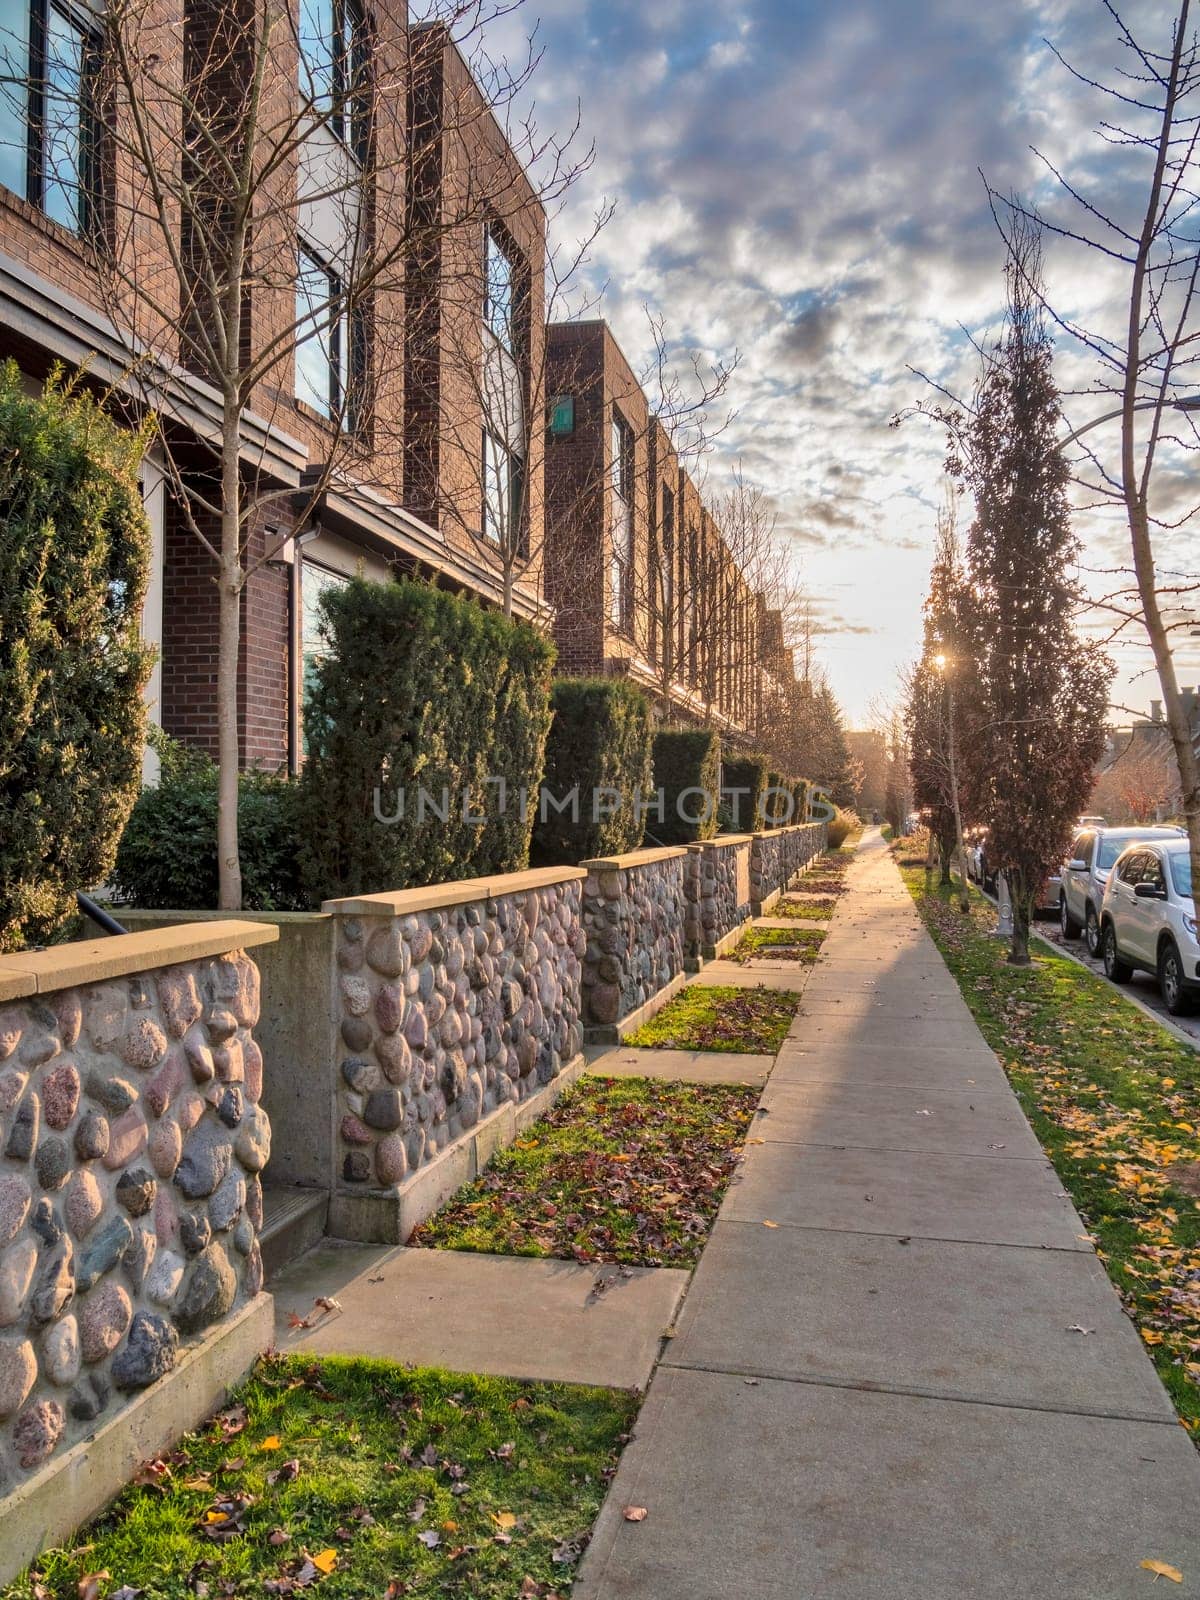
left=1060, top=825, right=1185, bottom=954
left=1099, top=839, right=1199, bottom=1015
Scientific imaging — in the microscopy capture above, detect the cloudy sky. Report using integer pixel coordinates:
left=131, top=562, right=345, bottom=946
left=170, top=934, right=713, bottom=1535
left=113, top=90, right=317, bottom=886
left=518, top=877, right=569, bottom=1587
left=472, top=0, right=1200, bottom=726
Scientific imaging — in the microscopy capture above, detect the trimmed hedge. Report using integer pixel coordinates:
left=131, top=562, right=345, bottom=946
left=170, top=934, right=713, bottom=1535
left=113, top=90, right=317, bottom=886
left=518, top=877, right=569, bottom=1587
left=0, top=365, right=153, bottom=951
left=532, top=678, right=652, bottom=864
left=113, top=734, right=306, bottom=910
left=765, top=769, right=789, bottom=826
left=651, top=728, right=721, bottom=844
left=793, top=779, right=811, bottom=823
left=720, top=754, right=769, bottom=833
left=297, top=577, right=554, bottom=897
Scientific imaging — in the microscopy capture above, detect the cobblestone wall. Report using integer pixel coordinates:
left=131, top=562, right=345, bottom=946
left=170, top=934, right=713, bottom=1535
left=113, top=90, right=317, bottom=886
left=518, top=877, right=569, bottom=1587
left=580, top=849, right=688, bottom=1027
left=330, top=878, right=585, bottom=1191
left=0, top=943, right=271, bottom=1492
left=750, top=823, right=828, bottom=908
left=684, top=837, right=753, bottom=957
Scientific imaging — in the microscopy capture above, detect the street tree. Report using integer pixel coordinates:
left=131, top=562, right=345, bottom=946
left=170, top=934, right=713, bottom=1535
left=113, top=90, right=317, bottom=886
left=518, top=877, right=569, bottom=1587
left=952, top=218, right=1113, bottom=964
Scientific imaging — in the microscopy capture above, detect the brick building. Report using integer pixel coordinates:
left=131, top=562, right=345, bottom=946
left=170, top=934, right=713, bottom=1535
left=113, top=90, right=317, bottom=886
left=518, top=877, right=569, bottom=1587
left=544, top=318, right=791, bottom=739
left=0, top=1, right=547, bottom=773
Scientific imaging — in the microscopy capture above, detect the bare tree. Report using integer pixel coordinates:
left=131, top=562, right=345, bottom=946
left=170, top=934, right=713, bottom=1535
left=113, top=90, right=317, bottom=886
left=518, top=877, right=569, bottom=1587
left=987, top=0, right=1200, bottom=929
left=0, top=0, right=575, bottom=908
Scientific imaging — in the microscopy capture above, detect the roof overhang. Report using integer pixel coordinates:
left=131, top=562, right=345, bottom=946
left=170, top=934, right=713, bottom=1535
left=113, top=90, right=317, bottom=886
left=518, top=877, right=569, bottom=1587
left=0, top=247, right=307, bottom=488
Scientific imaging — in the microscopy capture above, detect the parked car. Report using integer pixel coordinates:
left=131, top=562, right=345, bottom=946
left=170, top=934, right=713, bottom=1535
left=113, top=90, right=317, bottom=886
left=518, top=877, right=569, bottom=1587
left=1060, top=825, right=1186, bottom=954
left=1078, top=814, right=1107, bottom=828
left=1099, top=838, right=1199, bottom=1015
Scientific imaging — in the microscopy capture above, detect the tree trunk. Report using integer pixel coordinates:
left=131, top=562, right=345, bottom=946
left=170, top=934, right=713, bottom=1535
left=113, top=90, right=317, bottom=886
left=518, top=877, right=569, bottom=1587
left=1008, top=874, right=1032, bottom=966
left=217, top=411, right=243, bottom=913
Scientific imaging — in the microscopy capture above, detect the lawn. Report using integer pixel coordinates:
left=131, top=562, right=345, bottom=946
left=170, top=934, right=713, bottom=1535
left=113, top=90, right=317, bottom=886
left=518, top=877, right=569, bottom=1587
left=897, top=850, right=1200, bottom=1438
left=624, top=983, right=798, bottom=1053
left=4, top=1355, right=637, bottom=1600
left=409, top=1075, right=758, bottom=1268
left=773, top=897, right=836, bottom=921
left=731, top=926, right=825, bottom=964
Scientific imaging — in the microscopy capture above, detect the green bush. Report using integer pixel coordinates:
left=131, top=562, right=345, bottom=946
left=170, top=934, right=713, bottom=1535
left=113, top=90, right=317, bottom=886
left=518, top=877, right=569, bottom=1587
left=720, top=753, right=769, bottom=833
left=297, top=578, right=554, bottom=898
left=113, top=733, right=307, bottom=910
left=764, top=769, right=789, bottom=826
left=532, top=679, right=652, bottom=864
left=651, top=728, right=721, bottom=845
left=0, top=365, right=153, bottom=951
left=793, top=779, right=811, bottom=823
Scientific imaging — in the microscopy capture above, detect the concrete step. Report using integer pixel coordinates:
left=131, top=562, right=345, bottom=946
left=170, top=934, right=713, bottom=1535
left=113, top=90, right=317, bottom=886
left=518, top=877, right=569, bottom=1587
left=261, top=1184, right=329, bottom=1284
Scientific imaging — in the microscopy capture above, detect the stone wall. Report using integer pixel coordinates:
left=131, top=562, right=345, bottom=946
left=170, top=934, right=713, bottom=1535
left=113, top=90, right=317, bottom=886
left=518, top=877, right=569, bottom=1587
left=684, top=836, right=753, bottom=959
left=0, top=923, right=277, bottom=1498
left=324, top=870, right=586, bottom=1196
left=580, top=848, right=688, bottom=1029
left=750, top=823, right=828, bottom=911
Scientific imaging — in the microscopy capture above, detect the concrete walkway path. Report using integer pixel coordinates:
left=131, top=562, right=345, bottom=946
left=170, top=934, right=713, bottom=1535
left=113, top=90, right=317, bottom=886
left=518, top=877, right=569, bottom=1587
left=576, top=828, right=1200, bottom=1600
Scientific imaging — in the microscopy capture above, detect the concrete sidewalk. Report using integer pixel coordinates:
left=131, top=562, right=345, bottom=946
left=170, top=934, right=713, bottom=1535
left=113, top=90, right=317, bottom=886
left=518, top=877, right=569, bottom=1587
left=576, top=828, right=1200, bottom=1600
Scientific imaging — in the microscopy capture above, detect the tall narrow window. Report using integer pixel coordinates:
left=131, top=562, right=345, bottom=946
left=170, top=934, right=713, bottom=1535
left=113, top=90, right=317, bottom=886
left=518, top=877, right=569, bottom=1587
left=609, top=411, right=634, bottom=630
left=298, top=0, right=366, bottom=152
left=484, top=225, right=515, bottom=352
left=5, top=0, right=98, bottom=234
left=295, top=241, right=351, bottom=422
left=659, top=482, right=675, bottom=665
left=483, top=429, right=524, bottom=546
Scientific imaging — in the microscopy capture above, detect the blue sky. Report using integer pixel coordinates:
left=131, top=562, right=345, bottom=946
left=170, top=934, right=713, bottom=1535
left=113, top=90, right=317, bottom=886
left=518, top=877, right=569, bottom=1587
left=470, top=0, right=1200, bottom=726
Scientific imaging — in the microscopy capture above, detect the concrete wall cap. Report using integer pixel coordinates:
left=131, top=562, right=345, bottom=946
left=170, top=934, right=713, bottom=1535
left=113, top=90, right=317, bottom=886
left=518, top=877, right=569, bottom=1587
left=705, top=833, right=756, bottom=848
left=581, top=846, right=689, bottom=870
left=322, top=865, right=587, bottom=917
left=0, top=920, right=279, bottom=996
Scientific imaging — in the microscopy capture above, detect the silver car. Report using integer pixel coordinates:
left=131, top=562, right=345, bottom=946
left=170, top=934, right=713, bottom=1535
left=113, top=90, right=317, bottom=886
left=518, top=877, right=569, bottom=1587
left=1059, top=825, right=1185, bottom=954
left=1099, top=839, right=1199, bottom=1015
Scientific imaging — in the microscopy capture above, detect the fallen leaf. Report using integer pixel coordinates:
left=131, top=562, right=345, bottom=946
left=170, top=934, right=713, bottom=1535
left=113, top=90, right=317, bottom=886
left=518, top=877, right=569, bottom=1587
left=78, top=1576, right=110, bottom=1600
left=762, top=1220, right=779, bottom=1229
left=269, top=1529, right=289, bottom=1546
left=416, top=1530, right=441, bottom=1549
left=260, top=1436, right=282, bottom=1451
left=1140, top=1558, right=1183, bottom=1583
left=311, top=1550, right=338, bottom=1575
left=492, top=1512, right=518, bottom=1530
left=622, top=1506, right=648, bottom=1523
left=1067, top=1325, right=1094, bottom=1336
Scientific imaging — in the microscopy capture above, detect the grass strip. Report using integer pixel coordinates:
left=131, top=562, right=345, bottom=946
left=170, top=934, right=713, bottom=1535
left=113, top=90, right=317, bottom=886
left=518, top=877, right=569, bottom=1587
left=410, top=1075, right=758, bottom=1268
left=897, top=851, right=1200, bottom=1438
left=624, top=983, right=798, bottom=1053
left=4, top=1354, right=637, bottom=1600
left=731, top=926, right=825, bottom=964
left=773, top=898, right=836, bottom=921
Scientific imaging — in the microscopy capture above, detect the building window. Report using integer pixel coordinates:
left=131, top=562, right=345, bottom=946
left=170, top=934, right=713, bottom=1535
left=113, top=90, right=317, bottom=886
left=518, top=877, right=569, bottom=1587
left=0, top=0, right=98, bottom=234
left=659, top=482, right=674, bottom=641
left=483, top=428, right=524, bottom=547
left=298, top=0, right=367, bottom=153
left=484, top=224, right=515, bottom=353
left=300, top=558, right=348, bottom=748
left=610, top=410, right=634, bottom=630
left=296, top=241, right=360, bottom=425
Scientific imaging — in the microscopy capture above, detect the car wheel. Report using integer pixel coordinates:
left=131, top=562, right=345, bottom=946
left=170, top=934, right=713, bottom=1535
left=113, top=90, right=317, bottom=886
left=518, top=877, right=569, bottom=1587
left=1084, top=903, right=1101, bottom=958
left=1102, top=922, right=1133, bottom=984
left=1060, top=895, right=1082, bottom=939
left=1159, top=939, right=1195, bottom=1016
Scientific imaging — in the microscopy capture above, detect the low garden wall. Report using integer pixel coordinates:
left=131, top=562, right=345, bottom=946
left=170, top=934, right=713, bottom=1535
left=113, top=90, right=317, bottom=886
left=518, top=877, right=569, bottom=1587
left=0, top=922, right=277, bottom=1581
left=750, top=822, right=828, bottom=912
left=579, top=847, right=689, bottom=1039
left=684, top=835, right=754, bottom=962
left=322, top=868, right=588, bottom=1242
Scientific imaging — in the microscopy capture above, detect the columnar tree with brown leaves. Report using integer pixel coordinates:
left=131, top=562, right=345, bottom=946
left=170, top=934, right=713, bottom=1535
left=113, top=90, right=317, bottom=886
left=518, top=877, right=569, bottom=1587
left=953, top=222, right=1113, bottom=964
